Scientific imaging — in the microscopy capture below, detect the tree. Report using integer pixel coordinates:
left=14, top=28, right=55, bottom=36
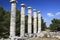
left=50, top=19, right=60, bottom=31
left=41, top=17, right=47, bottom=31
left=0, top=6, right=47, bottom=38
left=0, top=6, right=10, bottom=38
left=16, top=9, right=20, bottom=36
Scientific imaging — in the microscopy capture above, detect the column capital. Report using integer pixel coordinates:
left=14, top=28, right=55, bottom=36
left=10, top=1, right=17, bottom=3
left=38, top=11, right=41, bottom=14
left=28, top=7, right=32, bottom=9
left=33, top=9, right=36, bottom=12
left=10, top=0, right=16, bottom=1
left=21, top=4, right=25, bottom=7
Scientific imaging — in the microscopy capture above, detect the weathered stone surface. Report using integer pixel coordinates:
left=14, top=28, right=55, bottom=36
left=28, top=7, right=32, bottom=37
left=38, top=11, right=41, bottom=34
left=10, top=1, right=16, bottom=40
left=20, top=4, right=25, bottom=37
left=33, top=9, right=37, bottom=36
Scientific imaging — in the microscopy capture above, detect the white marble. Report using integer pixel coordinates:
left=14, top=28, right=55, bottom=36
left=33, top=9, right=37, bottom=35
left=10, top=0, right=16, bottom=40
left=20, top=4, right=25, bottom=37
left=10, top=0, right=16, bottom=38
left=28, top=7, right=32, bottom=37
left=38, top=11, right=41, bottom=34
left=10, top=0, right=16, bottom=1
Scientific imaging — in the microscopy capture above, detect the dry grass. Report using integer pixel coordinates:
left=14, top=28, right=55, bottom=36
left=27, top=37, right=60, bottom=40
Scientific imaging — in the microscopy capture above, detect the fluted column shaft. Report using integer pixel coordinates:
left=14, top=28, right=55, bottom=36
left=10, top=0, right=16, bottom=40
left=38, top=11, right=41, bottom=33
left=20, top=4, right=25, bottom=37
left=10, top=0, right=16, bottom=37
left=33, top=9, right=37, bottom=34
left=28, top=7, right=32, bottom=36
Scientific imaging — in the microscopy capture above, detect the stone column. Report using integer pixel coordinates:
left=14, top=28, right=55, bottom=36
left=20, top=4, right=25, bottom=37
left=38, top=11, right=41, bottom=33
left=10, top=0, right=16, bottom=40
left=37, top=11, right=41, bottom=36
left=33, top=9, right=37, bottom=36
left=28, top=7, right=32, bottom=37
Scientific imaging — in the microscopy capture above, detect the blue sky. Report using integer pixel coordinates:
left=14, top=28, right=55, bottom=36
left=0, top=0, right=60, bottom=27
